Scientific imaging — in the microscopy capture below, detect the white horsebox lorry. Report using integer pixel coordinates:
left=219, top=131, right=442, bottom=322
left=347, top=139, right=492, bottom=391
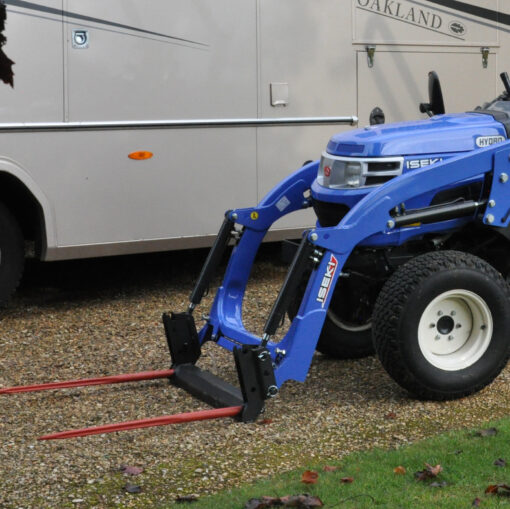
left=0, top=0, right=507, bottom=302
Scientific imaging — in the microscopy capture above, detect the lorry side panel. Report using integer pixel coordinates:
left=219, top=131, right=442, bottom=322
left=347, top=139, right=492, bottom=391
left=0, top=0, right=508, bottom=261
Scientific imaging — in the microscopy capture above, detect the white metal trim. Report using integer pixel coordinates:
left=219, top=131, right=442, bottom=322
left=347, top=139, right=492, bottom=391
left=0, top=116, right=358, bottom=132
left=43, top=227, right=307, bottom=261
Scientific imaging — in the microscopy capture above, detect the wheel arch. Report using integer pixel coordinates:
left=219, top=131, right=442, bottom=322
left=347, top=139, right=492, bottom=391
left=0, top=159, right=55, bottom=259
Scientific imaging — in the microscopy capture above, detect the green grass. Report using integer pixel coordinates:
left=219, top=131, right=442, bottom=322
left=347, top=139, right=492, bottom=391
left=189, top=418, right=510, bottom=508
left=66, top=418, right=510, bottom=508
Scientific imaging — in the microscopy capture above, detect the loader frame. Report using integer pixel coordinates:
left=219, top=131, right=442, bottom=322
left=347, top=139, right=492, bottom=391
left=201, top=140, right=510, bottom=386
left=3, top=140, right=510, bottom=439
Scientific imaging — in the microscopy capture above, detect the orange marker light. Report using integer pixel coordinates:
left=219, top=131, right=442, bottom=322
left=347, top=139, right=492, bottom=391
left=128, top=151, right=153, bottom=160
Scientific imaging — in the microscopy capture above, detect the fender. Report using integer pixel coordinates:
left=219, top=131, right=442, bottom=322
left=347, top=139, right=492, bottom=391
left=0, top=157, right=56, bottom=258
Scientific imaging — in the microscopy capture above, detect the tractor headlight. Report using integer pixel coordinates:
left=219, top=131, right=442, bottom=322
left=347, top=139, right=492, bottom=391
left=317, top=153, right=403, bottom=189
left=345, top=162, right=363, bottom=187
left=318, top=155, right=363, bottom=188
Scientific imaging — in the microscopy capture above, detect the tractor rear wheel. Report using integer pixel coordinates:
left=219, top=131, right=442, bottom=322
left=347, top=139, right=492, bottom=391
left=288, top=274, right=376, bottom=359
left=373, top=251, right=510, bottom=400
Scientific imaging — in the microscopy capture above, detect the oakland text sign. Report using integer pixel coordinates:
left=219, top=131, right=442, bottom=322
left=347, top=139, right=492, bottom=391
left=356, top=0, right=467, bottom=39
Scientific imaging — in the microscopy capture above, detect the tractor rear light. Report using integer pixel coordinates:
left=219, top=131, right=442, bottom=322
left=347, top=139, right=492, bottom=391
left=317, top=153, right=403, bottom=189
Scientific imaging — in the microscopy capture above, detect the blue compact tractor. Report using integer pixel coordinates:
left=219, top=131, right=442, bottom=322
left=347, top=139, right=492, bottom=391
left=6, top=72, right=510, bottom=439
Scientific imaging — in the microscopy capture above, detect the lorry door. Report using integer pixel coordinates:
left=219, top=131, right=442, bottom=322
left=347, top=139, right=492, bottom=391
left=357, top=49, right=498, bottom=125
left=354, top=0, right=500, bottom=125
left=0, top=1, right=63, bottom=122
left=256, top=0, right=357, bottom=232
left=60, top=0, right=258, bottom=247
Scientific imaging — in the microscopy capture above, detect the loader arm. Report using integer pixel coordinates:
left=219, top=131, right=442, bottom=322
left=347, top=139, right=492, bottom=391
left=205, top=140, right=510, bottom=387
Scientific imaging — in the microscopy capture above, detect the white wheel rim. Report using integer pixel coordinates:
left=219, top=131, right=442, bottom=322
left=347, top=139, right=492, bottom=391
left=417, top=289, right=493, bottom=371
left=327, top=309, right=372, bottom=332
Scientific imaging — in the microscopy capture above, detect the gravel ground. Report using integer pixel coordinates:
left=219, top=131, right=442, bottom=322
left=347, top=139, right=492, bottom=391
left=1, top=246, right=510, bottom=508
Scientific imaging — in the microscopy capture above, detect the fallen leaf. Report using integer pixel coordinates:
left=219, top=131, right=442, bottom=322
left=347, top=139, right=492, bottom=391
left=120, top=465, right=143, bottom=476
left=323, top=465, right=339, bottom=472
left=301, top=470, right=319, bottom=484
left=393, top=466, right=406, bottom=475
left=385, top=412, right=397, bottom=420
left=494, top=458, right=507, bottom=467
left=485, top=484, right=510, bottom=496
left=280, top=495, right=324, bottom=507
left=430, top=481, right=448, bottom=488
left=472, top=497, right=481, bottom=507
left=415, top=471, right=428, bottom=481
left=244, top=497, right=271, bottom=509
left=176, top=494, right=199, bottom=503
left=427, top=464, right=443, bottom=477
left=124, top=483, right=142, bottom=494
left=476, top=427, right=498, bottom=437
left=257, top=419, right=273, bottom=425
left=415, top=463, right=443, bottom=481
left=341, top=477, right=354, bottom=483
left=244, top=495, right=323, bottom=508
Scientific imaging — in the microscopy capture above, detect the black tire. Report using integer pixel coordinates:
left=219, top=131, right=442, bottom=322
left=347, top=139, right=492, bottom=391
left=0, top=202, right=24, bottom=305
left=288, top=275, right=375, bottom=359
left=373, top=250, right=510, bottom=400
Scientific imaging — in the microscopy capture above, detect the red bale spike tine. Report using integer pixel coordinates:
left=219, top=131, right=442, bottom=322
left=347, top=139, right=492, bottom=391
left=0, top=369, right=175, bottom=394
left=38, top=406, right=243, bottom=440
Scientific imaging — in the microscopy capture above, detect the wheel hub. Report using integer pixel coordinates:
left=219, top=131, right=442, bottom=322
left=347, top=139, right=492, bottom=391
left=417, top=290, right=493, bottom=371
left=436, top=315, right=455, bottom=335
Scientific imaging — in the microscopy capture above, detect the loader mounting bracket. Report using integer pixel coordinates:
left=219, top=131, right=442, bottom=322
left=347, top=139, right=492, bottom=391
left=235, top=345, right=277, bottom=422
left=163, top=312, right=201, bottom=365
left=171, top=364, right=244, bottom=409
left=164, top=311, right=276, bottom=422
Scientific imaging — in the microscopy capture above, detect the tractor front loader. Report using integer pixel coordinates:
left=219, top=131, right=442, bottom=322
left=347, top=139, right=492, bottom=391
left=3, top=72, right=510, bottom=439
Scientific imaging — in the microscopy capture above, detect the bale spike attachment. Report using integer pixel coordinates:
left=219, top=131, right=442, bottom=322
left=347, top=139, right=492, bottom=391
left=38, top=406, right=243, bottom=440
left=1, top=214, right=278, bottom=440
left=0, top=370, right=175, bottom=394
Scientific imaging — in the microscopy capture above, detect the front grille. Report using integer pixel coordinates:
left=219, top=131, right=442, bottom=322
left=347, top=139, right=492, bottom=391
left=367, top=161, right=401, bottom=172
left=365, top=175, right=393, bottom=186
left=312, top=199, right=350, bottom=227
